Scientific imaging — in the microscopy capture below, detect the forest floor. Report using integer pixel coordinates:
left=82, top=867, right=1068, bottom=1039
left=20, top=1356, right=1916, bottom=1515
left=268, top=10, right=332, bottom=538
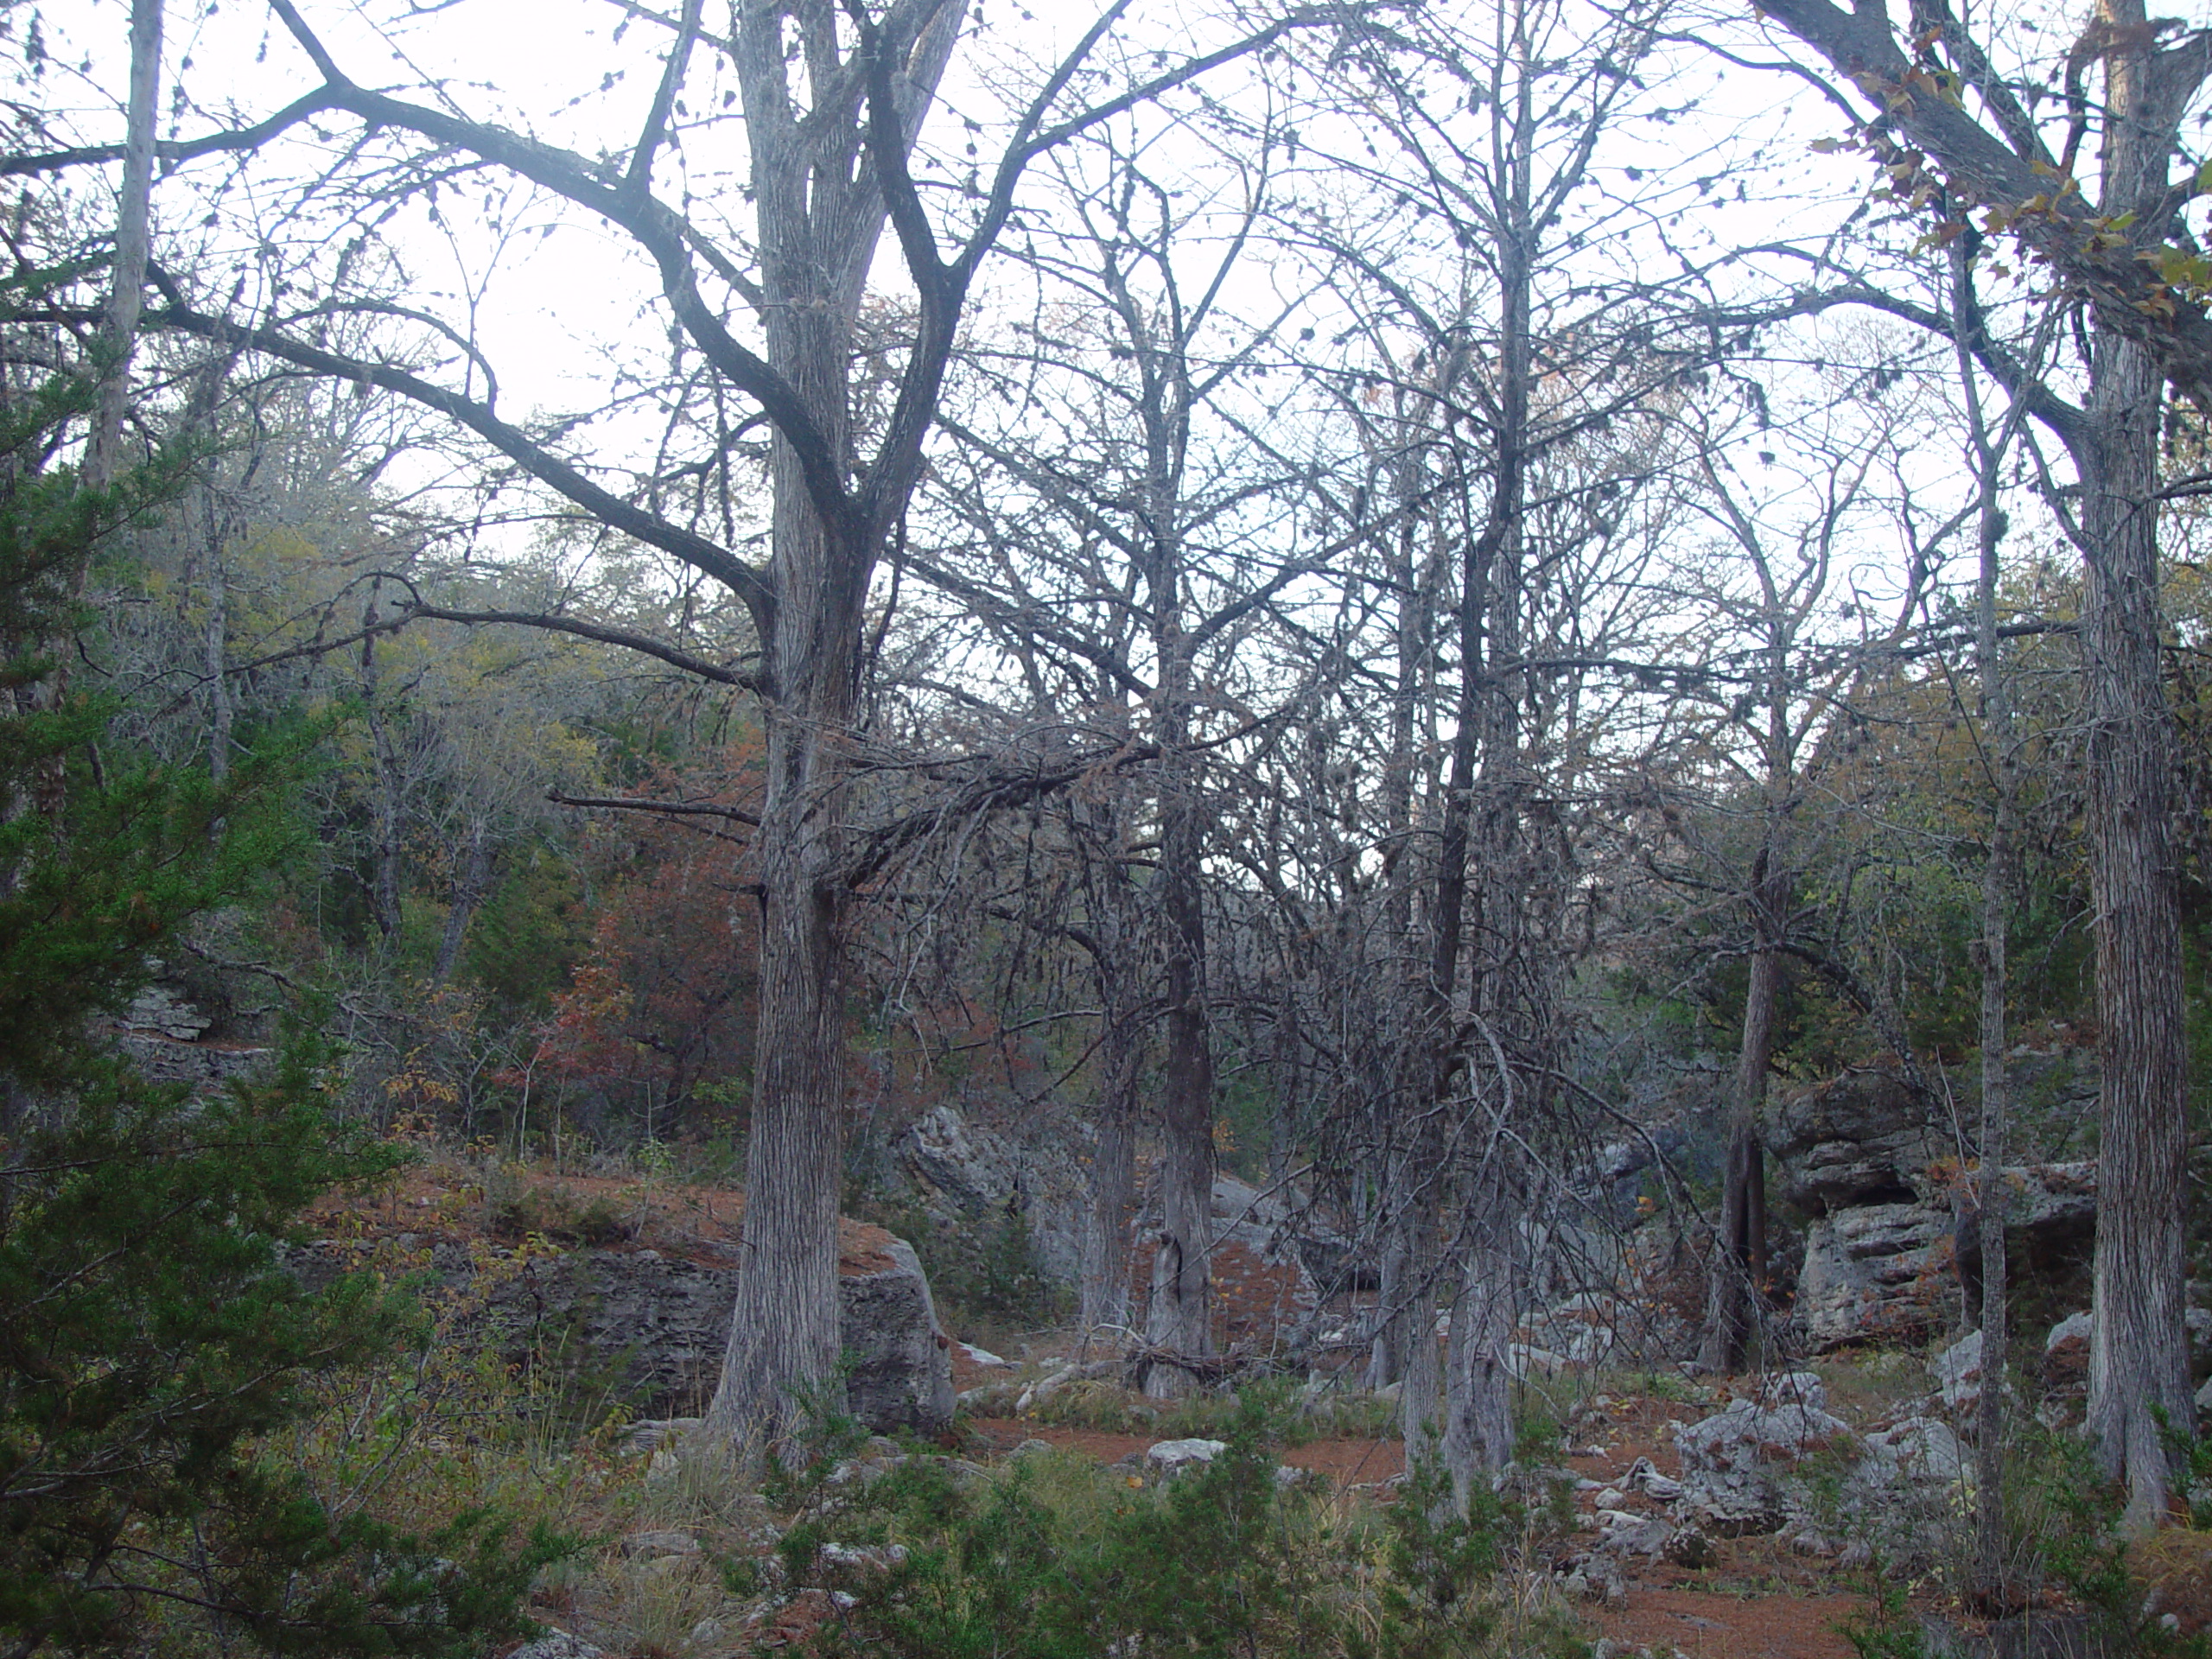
left=311, top=1154, right=2120, bottom=1659
left=959, top=1372, right=1880, bottom=1659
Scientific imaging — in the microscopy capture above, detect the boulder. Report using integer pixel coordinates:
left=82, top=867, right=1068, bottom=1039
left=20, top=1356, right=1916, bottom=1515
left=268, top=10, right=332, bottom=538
left=1793, top=1203, right=1952, bottom=1351
left=898, top=1104, right=1087, bottom=1285
left=2044, top=1310, right=2092, bottom=1393
left=509, top=1634, right=605, bottom=1659
left=1861, top=1416, right=1967, bottom=1485
left=841, top=1236, right=957, bottom=1435
left=1673, top=1398, right=1854, bottom=1535
left=1147, top=1438, right=1228, bottom=1473
left=1932, top=1331, right=1984, bottom=1413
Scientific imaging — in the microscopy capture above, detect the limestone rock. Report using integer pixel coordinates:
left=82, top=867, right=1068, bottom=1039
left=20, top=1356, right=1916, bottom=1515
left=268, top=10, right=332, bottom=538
left=1762, top=1371, right=1827, bottom=1412
left=1770, top=1070, right=1939, bottom=1211
left=1674, top=1398, right=1853, bottom=1535
left=509, top=1632, right=604, bottom=1659
left=1793, top=1203, right=1952, bottom=1351
left=283, top=1220, right=955, bottom=1434
left=2044, top=1311, right=2091, bottom=1393
left=1861, top=1416, right=1967, bottom=1485
left=1147, top=1437, right=1229, bottom=1472
left=1931, top=1332, right=1985, bottom=1413
left=898, top=1104, right=1087, bottom=1284
left=841, top=1236, right=957, bottom=1435
left=122, top=978, right=214, bottom=1040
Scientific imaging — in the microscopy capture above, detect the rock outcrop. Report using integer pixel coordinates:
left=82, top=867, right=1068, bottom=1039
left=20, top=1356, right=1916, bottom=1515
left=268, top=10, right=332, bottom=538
left=1772, top=1057, right=2101, bottom=1351
left=286, top=1217, right=955, bottom=1434
left=897, top=1104, right=1088, bottom=1285
left=1772, top=1070, right=1939, bottom=1212
left=1794, top=1203, right=1954, bottom=1350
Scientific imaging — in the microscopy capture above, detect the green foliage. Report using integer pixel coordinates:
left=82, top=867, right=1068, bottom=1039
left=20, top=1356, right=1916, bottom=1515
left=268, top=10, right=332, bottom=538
left=0, top=372, right=569, bottom=1655
left=803, top=1390, right=1344, bottom=1659
left=462, top=842, right=588, bottom=1009
left=855, top=1194, right=1071, bottom=1341
left=0, top=1040, right=572, bottom=1655
left=1838, top=1576, right=1928, bottom=1659
left=1348, top=1453, right=1514, bottom=1659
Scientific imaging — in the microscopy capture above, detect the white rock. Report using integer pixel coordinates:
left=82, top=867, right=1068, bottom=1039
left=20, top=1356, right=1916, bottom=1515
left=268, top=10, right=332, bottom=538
left=1147, top=1437, right=1230, bottom=1471
left=1861, top=1416, right=1967, bottom=1484
left=1595, top=1486, right=1627, bottom=1508
left=1762, top=1371, right=1827, bottom=1413
left=960, top=1343, right=1012, bottom=1368
left=2045, top=1311, right=2092, bottom=1355
left=819, top=1542, right=907, bottom=1571
left=1931, top=1332, right=1984, bottom=1411
left=509, top=1634, right=604, bottom=1659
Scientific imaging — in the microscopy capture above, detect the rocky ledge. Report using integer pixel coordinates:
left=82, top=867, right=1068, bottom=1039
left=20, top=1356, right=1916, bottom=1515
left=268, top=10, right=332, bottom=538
left=283, top=1217, right=955, bottom=1434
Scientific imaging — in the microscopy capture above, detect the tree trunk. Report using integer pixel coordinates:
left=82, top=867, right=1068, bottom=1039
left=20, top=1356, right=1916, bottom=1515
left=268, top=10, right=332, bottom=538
left=1442, top=1202, right=1516, bottom=1513
left=2079, top=323, right=2190, bottom=1530
left=701, top=0, right=962, bottom=1457
left=1959, top=240, right=2019, bottom=1609
left=359, top=587, right=404, bottom=944
left=203, top=541, right=232, bottom=787
left=2080, top=1, right=2193, bottom=1526
left=1080, top=993, right=1138, bottom=1333
left=1367, top=1176, right=1414, bottom=1389
left=431, top=823, right=496, bottom=986
left=1398, top=1205, right=1445, bottom=1464
left=704, top=415, right=868, bottom=1456
left=85, top=0, right=162, bottom=492
left=1143, top=775, right=1215, bottom=1395
left=1703, top=860, right=1780, bottom=1374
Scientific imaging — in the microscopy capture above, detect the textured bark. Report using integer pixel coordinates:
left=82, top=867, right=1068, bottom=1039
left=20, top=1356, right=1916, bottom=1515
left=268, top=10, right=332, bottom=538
left=1957, top=238, right=2020, bottom=1609
left=1079, top=992, right=1138, bottom=1333
left=1142, top=781, right=1216, bottom=1394
left=1366, top=1214, right=1409, bottom=1390
left=1442, top=1207, right=1516, bottom=1513
left=1397, top=1208, right=1444, bottom=1461
left=2078, top=0, right=2196, bottom=1528
left=1703, top=857, right=1781, bottom=1374
left=703, top=0, right=962, bottom=1458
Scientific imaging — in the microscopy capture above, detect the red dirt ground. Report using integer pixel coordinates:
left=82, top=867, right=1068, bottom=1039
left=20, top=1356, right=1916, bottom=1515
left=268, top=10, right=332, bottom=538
left=967, top=1382, right=1878, bottom=1659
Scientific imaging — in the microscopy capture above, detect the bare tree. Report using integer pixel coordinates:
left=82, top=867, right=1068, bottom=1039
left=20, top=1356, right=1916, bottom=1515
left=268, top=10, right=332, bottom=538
left=11, top=0, right=1355, bottom=1452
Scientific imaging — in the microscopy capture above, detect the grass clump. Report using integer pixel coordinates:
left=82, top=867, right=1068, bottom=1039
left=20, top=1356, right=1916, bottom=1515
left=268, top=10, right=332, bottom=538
left=773, top=1387, right=1573, bottom=1659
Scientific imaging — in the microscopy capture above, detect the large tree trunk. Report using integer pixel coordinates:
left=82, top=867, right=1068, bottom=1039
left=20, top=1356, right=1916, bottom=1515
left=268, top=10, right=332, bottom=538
left=2079, top=323, right=2190, bottom=1529
left=1080, top=989, right=1138, bottom=1333
left=700, top=0, right=961, bottom=1456
left=706, top=541, right=864, bottom=1454
left=2080, top=0, right=2194, bottom=1527
left=1957, top=242, right=2019, bottom=1608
